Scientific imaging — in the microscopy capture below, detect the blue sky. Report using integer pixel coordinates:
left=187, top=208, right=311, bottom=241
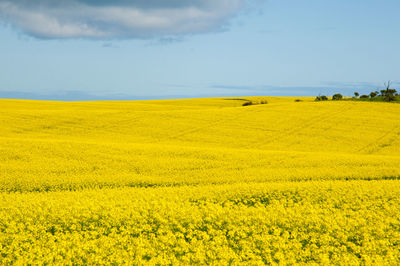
left=0, top=0, right=399, bottom=100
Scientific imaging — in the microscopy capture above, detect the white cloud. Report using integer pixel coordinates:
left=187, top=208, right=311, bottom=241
left=0, top=0, right=245, bottom=39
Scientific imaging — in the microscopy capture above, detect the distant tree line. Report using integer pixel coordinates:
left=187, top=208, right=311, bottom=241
left=315, top=81, right=399, bottom=102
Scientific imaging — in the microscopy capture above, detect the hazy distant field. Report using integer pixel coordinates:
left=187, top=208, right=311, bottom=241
left=1, top=97, right=400, bottom=264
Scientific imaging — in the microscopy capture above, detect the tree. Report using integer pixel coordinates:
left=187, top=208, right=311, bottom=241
left=369, top=91, right=378, bottom=98
left=332, top=93, right=343, bottom=100
left=354, top=92, right=359, bottom=97
left=380, top=80, right=397, bottom=102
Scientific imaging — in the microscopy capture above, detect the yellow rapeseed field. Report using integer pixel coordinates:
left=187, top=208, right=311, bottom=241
left=1, top=97, right=400, bottom=264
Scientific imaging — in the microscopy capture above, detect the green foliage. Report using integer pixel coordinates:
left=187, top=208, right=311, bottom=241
left=379, top=81, right=397, bottom=102
left=343, top=81, right=399, bottom=103
left=332, top=94, right=343, bottom=101
left=369, top=91, right=378, bottom=98
left=242, top=100, right=267, bottom=106
left=315, top=95, right=328, bottom=101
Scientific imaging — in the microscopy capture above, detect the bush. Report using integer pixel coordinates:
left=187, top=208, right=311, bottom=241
left=315, top=95, right=328, bottom=101
left=360, top=95, right=369, bottom=99
left=369, top=91, right=378, bottom=98
left=384, top=93, right=396, bottom=102
left=242, top=100, right=267, bottom=106
left=332, top=94, right=343, bottom=101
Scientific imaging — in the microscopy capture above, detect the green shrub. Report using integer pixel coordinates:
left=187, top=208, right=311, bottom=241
left=315, top=95, right=328, bottom=101
left=369, top=91, right=378, bottom=98
left=332, top=94, right=343, bottom=101
left=242, top=100, right=267, bottom=106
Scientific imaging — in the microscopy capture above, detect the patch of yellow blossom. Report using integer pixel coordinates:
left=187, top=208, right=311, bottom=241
left=1, top=181, right=400, bottom=264
left=0, top=97, right=400, bottom=263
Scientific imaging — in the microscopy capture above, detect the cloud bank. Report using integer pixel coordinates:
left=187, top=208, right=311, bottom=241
left=0, top=0, right=245, bottom=39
